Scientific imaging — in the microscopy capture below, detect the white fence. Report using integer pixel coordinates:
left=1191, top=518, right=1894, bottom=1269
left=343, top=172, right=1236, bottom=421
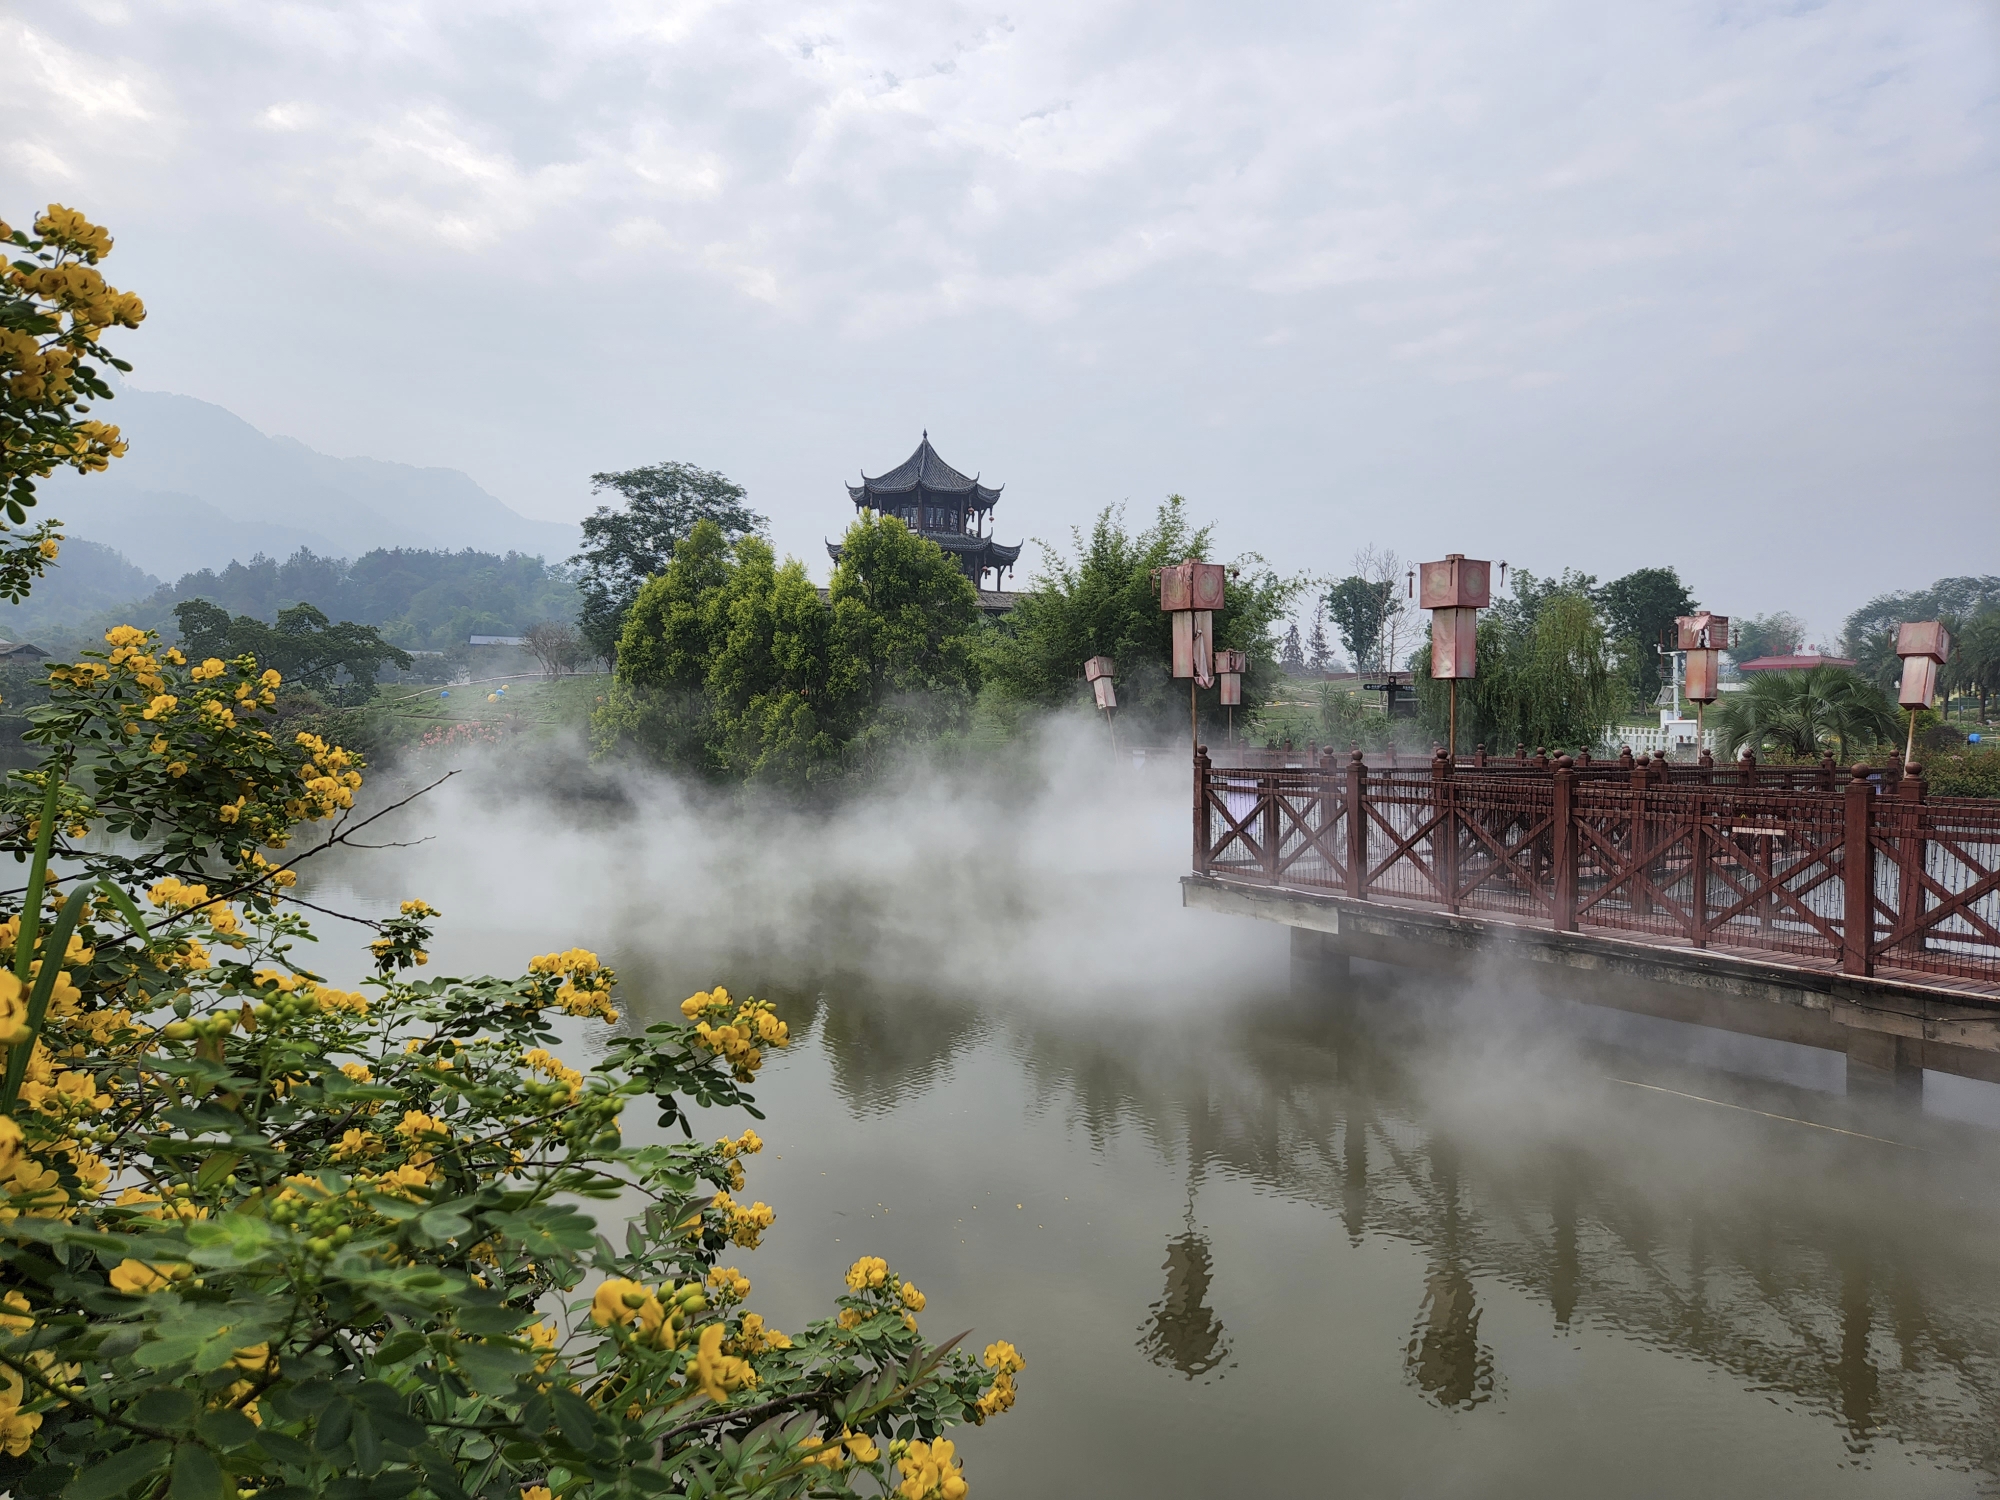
left=1600, top=723, right=1718, bottom=757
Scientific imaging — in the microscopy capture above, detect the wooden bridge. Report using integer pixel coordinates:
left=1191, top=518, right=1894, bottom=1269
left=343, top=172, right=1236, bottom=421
left=1182, top=745, right=2000, bottom=1097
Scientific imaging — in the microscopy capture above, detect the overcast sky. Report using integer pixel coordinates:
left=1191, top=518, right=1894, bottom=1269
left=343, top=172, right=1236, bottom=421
left=5, top=0, right=1997, bottom=639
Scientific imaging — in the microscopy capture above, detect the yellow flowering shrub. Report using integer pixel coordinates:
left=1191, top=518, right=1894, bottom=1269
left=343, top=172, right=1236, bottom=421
left=0, top=206, right=142, bottom=602
left=0, top=205, right=1020, bottom=1500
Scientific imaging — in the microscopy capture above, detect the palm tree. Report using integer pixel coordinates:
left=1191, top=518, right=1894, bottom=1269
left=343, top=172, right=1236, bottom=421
left=1708, top=665, right=1899, bottom=762
left=1943, top=607, right=2000, bottom=723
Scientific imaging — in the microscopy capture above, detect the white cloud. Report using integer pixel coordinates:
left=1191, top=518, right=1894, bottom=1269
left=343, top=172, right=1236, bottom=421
left=0, top=0, right=1993, bottom=628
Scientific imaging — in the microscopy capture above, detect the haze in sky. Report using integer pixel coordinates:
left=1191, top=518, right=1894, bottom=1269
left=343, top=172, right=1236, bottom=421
left=4, top=1, right=1996, bottom=637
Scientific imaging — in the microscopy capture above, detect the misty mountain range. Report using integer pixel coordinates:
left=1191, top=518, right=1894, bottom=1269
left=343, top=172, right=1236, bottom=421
left=31, top=387, right=577, bottom=581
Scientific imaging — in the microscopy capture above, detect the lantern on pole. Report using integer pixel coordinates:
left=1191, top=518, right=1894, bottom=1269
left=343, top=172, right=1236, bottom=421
left=1155, top=561, right=1230, bottom=752
left=1215, top=648, right=1248, bottom=745
left=1083, top=655, right=1119, bottom=754
left=1419, top=554, right=1491, bottom=757
left=1676, top=612, right=1729, bottom=749
left=1895, top=620, right=1952, bottom=763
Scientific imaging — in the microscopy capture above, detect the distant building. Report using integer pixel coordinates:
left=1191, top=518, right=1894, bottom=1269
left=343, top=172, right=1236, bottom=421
left=0, top=641, right=49, bottom=661
left=468, top=635, right=526, bottom=647
left=830, top=432, right=1022, bottom=591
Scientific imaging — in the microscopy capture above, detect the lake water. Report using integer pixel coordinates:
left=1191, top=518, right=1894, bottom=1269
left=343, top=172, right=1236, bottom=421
left=320, top=746, right=2000, bottom=1499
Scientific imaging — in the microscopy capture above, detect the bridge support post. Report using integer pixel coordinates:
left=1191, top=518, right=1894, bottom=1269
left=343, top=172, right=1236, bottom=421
left=1346, top=750, right=1367, bottom=899
left=1290, top=926, right=1351, bottom=995
left=1193, top=746, right=1212, bottom=876
left=1845, top=1030, right=1923, bottom=1103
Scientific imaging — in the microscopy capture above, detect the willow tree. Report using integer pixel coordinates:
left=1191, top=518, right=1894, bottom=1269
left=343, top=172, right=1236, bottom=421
left=1412, top=580, right=1619, bottom=755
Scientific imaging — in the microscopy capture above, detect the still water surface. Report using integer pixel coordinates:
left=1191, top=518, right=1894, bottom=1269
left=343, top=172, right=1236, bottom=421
left=568, top=953, right=1996, bottom=1500
left=321, top=760, right=2000, bottom=1499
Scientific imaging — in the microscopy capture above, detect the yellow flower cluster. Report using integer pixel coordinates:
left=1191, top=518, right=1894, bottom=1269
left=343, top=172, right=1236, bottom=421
left=395, top=1110, right=448, bottom=1143
left=588, top=1276, right=714, bottom=1353
left=331, top=1128, right=382, bottom=1161
left=685, top=990, right=788, bottom=1082
left=107, top=1258, right=191, bottom=1294
left=803, top=1428, right=880, bottom=1470
left=709, top=1191, right=776, bottom=1249
left=521, top=1048, right=583, bottom=1100
left=292, top=733, right=361, bottom=819
left=305, top=984, right=369, bottom=1016
left=730, top=1311, right=791, bottom=1356
left=0, top=1366, right=40, bottom=1457
left=894, top=1438, right=968, bottom=1500
left=528, top=948, right=618, bottom=1022
left=976, top=1341, right=1025, bottom=1419
left=692, top=1322, right=757, bottom=1404
left=846, top=1256, right=890, bottom=1292
left=705, top=1265, right=751, bottom=1304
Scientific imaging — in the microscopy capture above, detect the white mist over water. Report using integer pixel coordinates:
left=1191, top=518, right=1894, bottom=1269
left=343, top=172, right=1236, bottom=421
left=303, top=717, right=1290, bottom=1008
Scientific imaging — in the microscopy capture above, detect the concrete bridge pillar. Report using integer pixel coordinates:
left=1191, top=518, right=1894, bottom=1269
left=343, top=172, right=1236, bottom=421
left=1290, top=926, right=1351, bottom=995
left=1845, top=1031, right=1924, bottom=1102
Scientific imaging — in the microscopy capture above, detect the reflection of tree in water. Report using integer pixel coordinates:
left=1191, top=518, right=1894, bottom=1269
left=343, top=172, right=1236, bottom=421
left=1137, top=1194, right=1232, bottom=1382
left=812, top=977, right=985, bottom=1117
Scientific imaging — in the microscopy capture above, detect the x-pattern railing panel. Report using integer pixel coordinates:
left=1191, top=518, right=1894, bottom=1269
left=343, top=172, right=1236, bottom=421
left=1193, top=757, right=2000, bottom=986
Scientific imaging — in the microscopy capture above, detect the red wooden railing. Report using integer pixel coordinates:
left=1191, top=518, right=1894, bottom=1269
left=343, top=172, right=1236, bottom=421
left=1194, top=747, right=2000, bottom=987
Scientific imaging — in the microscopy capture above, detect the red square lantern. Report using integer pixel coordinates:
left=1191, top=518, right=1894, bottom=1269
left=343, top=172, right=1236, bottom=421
left=1091, top=677, right=1117, bottom=711
left=1676, top=613, right=1729, bottom=651
left=1684, top=648, right=1721, bottom=704
left=1896, top=621, right=1953, bottom=664
left=1171, top=611, right=1215, bottom=682
left=1430, top=608, right=1478, bottom=679
left=1157, top=561, right=1228, bottom=613
left=1214, top=648, right=1248, bottom=706
left=1083, top=656, right=1115, bottom=683
left=1899, top=655, right=1939, bottom=709
left=1418, top=555, right=1491, bottom=611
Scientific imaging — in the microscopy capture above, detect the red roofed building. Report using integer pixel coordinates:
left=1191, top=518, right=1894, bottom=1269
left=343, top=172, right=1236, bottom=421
left=1735, top=653, right=1856, bottom=672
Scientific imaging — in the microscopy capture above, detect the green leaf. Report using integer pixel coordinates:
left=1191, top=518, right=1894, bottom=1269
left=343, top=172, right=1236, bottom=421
left=351, top=1410, right=383, bottom=1476
left=129, top=1387, right=198, bottom=1429
left=451, top=1339, right=533, bottom=1396
left=169, top=1445, right=228, bottom=1500
left=194, top=1152, right=241, bottom=1191
left=64, top=1441, right=171, bottom=1500
left=195, top=1407, right=261, bottom=1450
left=549, top=1388, right=598, bottom=1450
left=415, top=1208, right=471, bottom=1242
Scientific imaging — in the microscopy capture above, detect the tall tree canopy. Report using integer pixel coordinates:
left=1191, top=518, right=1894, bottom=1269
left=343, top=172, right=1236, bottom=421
left=598, top=514, right=981, bottom=789
left=1594, top=566, right=1695, bottom=706
left=1412, top=573, right=1617, bottom=756
left=172, top=598, right=412, bottom=704
left=1324, top=574, right=1396, bottom=673
left=572, top=462, right=766, bottom=661
left=979, top=496, right=1297, bottom=734
left=1732, top=611, right=1807, bottom=663
left=1842, top=575, right=2000, bottom=658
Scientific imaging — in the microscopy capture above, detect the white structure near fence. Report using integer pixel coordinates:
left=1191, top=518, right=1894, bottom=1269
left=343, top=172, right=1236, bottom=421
left=1601, top=720, right=1717, bottom=757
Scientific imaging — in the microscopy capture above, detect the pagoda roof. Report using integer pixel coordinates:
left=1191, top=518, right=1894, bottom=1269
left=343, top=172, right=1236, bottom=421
left=825, top=533, right=1021, bottom=573
left=848, top=432, right=1003, bottom=509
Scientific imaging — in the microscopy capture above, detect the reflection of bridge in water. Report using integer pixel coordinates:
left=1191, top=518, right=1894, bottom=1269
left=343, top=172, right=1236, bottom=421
left=782, top=977, right=2000, bottom=1477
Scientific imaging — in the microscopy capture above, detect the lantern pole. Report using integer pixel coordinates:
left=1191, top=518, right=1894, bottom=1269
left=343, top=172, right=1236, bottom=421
left=1448, top=679, right=1457, bottom=760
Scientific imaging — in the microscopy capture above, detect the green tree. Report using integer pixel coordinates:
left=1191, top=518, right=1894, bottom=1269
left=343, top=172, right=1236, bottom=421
left=1731, top=611, right=1807, bottom=663
left=1594, top=566, right=1694, bottom=708
left=172, top=599, right=413, bottom=705
left=573, top=463, right=766, bottom=662
left=1842, top=575, right=2000, bottom=658
left=1413, top=576, right=1618, bottom=755
left=981, top=497, right=1297, bottom=734
left=1942, top=606, right=2000, bottom=723
left=1324, top=575, right=1393, bottom=674
left=1707, top=665, right=1899, bottom=761
left=600, top=516, right=983, bottom=788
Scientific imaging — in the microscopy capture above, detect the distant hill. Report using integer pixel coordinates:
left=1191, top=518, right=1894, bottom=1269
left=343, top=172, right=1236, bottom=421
left=29, top=388, right=577, bottom=578
left=0, top=544, right=582, bottom=658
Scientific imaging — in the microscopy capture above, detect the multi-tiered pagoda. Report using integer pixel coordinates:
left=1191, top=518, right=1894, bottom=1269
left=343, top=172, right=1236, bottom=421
left=829, top=433, right=1022, bottom=590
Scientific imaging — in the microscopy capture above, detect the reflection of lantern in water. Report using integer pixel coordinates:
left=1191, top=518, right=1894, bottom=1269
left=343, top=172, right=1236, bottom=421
left=1404, top=1141, right=1495, bottom=1409
left=1137, top=1200, right=1232, bottom=1381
